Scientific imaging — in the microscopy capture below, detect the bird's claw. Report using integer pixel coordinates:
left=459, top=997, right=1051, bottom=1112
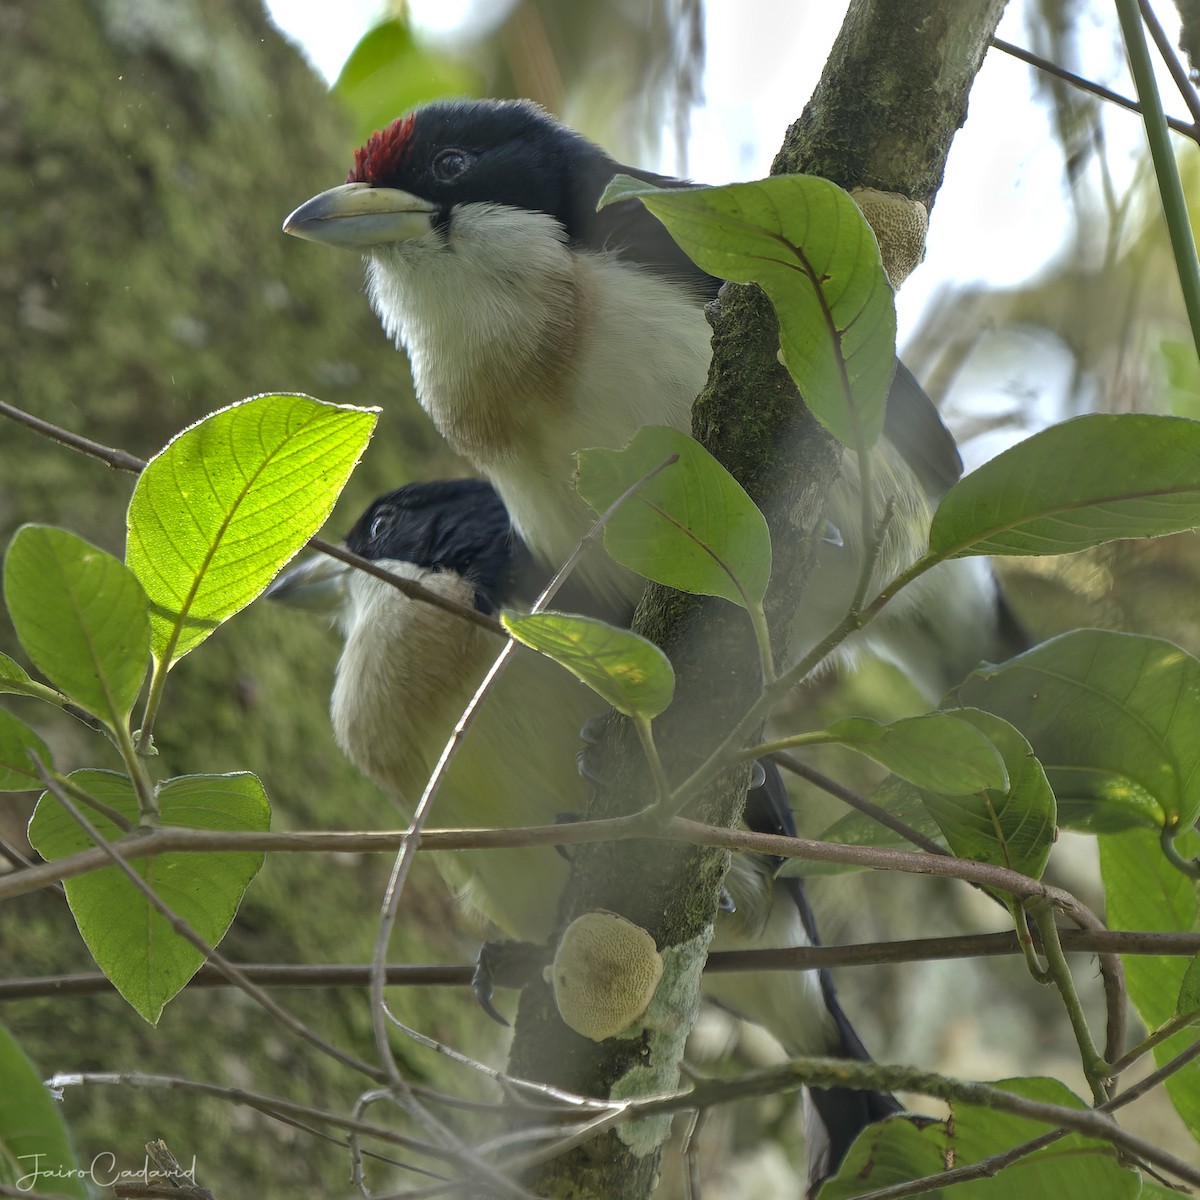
left=472, top=940, right=552, bottom=1025
left=576, top=714, right=613, bottom=787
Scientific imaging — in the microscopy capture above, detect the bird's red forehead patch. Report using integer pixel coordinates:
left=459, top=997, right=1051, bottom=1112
left=346, top=112, right=416, bottom=184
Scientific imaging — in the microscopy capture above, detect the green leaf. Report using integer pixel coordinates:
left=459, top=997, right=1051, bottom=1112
left=796, top=710, right=1055, bottom=883
left=0, top=654, right=30, bottom=686
left=930, top=414, right=1200, bottom=559
left=1101, top=829, right=1200, bottom=1139
left=126, top=394, right=377, bottom=668
left=600, top=174, right=895, bottom=451
left=501, top=611, right=675, bottom=719
left=0, top=652, right=68, bottom=708
left=332, top=17, right=479, bottom=145
left=1177, top=953, right=1200, bottom=1019
left=823, top=711, right=1008, bottom=794
left=811, top=773, right=948, bottom=873
left=959, top=629, right=1200, bottom=833
left=920, top=709, right=1055, bottom=881
left=4, top=526, right=149, bottom=724
left=821, top=1077, right=1140, bottom=1199
left=0, top=1024, right=87, bottom=1197
left=27, top=770, right=270, bottom=1024
left=0, top=708, right=53, bottom=791
left=575, top=425, right=771, bottom=608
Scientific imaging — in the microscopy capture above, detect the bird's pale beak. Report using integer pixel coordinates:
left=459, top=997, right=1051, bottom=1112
left=282, top=182, right=436, bottom=249
left=265, top=552, right=350, bottom=611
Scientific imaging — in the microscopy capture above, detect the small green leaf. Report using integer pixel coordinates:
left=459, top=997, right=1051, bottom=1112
left=1102, top=829, right=1200, bottom=1138
left=4, top=526, right=150, bottom=724
left=823, top=711, right=1008, bottom=794
left=822, top=1077, right=1140, bottom=1199
left=959, top=630, right=1200, bottom=832
left=126, top=394, right=377, bottom=668
left=796, top=710, right=1055, bottom=883
left=0, top=1024, right=88, bottom=1197
left=920, top=709, right=1055, bottom=881
left=930, top=414, right=1200, bottom=559
left=0, top=708, right=53, bottom=791
left=0, top=652, right=68, bottom=708
left=502, top=611, right=675, bottom=719
left=576, top=426, right=771, bottom=608
left=810, top=774, right=947, bottom=873
left=28, top=770, right=270, bottom=1024
left=333, top=18, right=479, bottom=145
left=1177, top=954, right=1200, bottom=1019
left=0, top=653, right=35, bottom=690
left=600, top=175, right=895, bottom=452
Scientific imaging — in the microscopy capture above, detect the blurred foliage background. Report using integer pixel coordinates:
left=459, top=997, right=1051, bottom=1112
left=1, top=0, right=1198, bottom=1194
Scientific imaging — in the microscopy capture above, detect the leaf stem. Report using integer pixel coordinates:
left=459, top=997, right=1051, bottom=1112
left=1030, top=897, right=1111, bottom=1104
left=112, top=714, right=159, bottom=823
left=1013, top=903, right=1051, bottom=983
left=747, top=600, right=776, bottom=686
left=1160, top=822, right=1200, bottom=878
left=137, top=660, right=169, bottom=761
left=634, top=717, right=672, bottom=807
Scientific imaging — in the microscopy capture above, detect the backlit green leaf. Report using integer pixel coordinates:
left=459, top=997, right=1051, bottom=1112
left=0, top=708, right=53, bottom=792
left=502, top=611, right=674, bottom=719
left=4, top=526, right=149, bottom=724
left=126, top=394, right=377, bottom=668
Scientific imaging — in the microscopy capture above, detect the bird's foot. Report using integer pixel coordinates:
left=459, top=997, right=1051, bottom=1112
left=472, top=940, right=552, bottom=1025
left=575, top=713, right=612, bottom=787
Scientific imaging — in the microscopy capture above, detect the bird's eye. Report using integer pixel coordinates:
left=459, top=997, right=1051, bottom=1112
left=368, top=513, right=388, bottom=542
left=432, top=148, right=474, bottom=181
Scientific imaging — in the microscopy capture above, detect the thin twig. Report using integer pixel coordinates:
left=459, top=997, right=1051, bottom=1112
left=48, top=1070, right=458, bottom=1157
left=1140, top=0, right=1200, bottom=124
left=990, top=36, right=1200, bottom=141
left=0, top=927, right=1195, bottom=1003
left=770, top=752, right=947, bottom=855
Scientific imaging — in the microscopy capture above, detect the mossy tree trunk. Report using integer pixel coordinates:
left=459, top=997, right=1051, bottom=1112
left=1, top=2, right=481, bottom=1195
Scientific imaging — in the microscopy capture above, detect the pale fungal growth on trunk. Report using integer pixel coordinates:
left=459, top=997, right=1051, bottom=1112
left=549, top=910, right=665, bottom=1042
left=850, top=186, right=929, bottom=287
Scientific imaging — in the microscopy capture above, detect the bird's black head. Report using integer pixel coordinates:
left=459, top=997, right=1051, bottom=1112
left=346, top=478, right=538, bottom=615
left=346, top=99, right=720, bottom=293
left=347, top=100, right=608, bottom=242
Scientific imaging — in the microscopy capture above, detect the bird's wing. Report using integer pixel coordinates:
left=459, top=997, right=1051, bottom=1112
left=882, top=361, right=963, bottom=499
left=572, top=158, right=723, bottom=300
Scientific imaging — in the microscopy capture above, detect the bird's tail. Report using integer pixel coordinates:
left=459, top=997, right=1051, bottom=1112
left=802, top=959, right=904, bottom=1196
left=745, top=770, right=903, bottom=1197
